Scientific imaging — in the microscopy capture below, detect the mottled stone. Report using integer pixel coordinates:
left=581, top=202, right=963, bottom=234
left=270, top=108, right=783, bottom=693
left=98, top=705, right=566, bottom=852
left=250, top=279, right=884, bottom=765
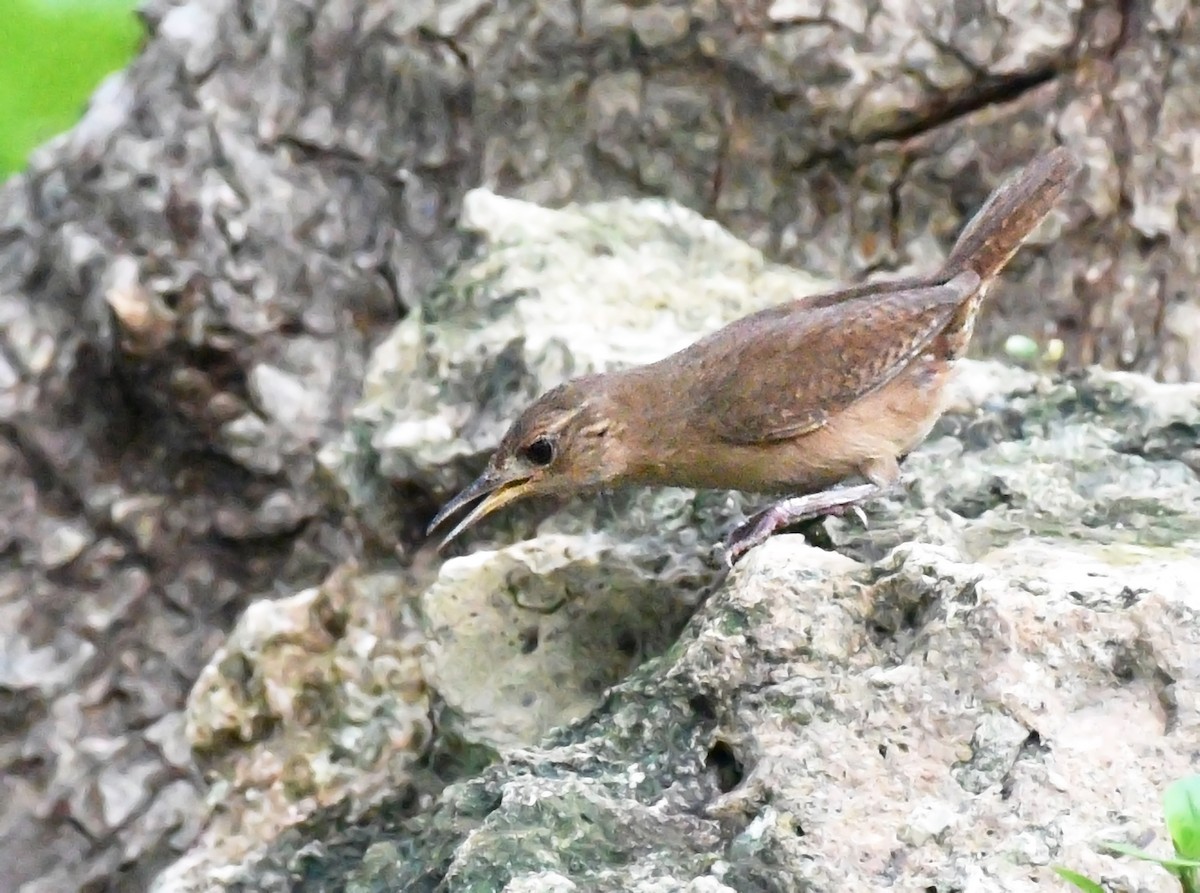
left=154, top=567, right=430, bottom=891
left=240, top=467, right=1199, bottom=890
left=422, top=533, right=710, bottom=748
left=232, top=192, right=1199, bottom=892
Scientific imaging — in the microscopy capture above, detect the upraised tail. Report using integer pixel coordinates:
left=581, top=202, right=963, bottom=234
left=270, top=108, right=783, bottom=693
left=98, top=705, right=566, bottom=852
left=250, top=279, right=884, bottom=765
left=942, top=146, right=1081, bottom=282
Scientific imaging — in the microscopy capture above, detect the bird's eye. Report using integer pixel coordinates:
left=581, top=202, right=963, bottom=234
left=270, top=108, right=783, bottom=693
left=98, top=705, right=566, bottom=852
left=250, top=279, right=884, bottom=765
left=523, top=436, right=555, bottom=467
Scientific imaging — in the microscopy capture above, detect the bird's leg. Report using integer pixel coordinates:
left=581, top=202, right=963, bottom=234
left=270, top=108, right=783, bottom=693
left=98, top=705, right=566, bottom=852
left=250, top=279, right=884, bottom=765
left=722, top=457, right=901, bottom=566
left=721, top=483, right=880, bottom=565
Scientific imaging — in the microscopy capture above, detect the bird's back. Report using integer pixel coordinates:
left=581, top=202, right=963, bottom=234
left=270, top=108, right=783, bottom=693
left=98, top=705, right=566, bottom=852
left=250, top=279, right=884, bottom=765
left=607, top=148, right=1081, bottom=493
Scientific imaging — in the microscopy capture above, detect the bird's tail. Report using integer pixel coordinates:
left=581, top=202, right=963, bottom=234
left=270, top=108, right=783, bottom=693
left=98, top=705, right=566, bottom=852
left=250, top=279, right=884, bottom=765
left=942, top=146, right=1081, bottom=282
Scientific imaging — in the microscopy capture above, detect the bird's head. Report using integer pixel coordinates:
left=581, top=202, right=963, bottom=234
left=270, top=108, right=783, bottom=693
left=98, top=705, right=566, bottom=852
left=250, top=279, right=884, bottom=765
left=426, top=376, right=626, bottom=549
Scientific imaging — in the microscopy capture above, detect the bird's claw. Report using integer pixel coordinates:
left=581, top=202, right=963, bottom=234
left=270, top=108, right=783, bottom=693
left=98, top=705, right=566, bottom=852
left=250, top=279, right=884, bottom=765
left=720, top=483, right=885, bottom=564
left=721, top=513, right=777, bottom=567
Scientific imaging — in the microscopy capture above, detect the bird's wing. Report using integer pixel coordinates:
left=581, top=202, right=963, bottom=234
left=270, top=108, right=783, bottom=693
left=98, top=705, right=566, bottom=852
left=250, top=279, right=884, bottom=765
left=701, top=271, right=981, bottom=445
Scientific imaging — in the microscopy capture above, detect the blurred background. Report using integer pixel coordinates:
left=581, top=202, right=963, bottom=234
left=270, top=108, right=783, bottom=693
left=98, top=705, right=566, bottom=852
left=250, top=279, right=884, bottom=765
left=0, top=0, right=142, bottom=177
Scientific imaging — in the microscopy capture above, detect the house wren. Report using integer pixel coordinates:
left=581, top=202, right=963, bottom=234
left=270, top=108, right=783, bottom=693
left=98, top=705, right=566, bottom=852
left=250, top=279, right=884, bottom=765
left=428, top=148, right=1080, bottom=564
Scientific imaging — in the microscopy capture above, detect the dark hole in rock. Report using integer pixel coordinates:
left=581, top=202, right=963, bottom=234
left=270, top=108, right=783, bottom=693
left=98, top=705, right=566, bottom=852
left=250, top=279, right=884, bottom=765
left=902, top=602, right=924, bottom=630
left=276, top=317, right=305, bottom=337
left=688, top=693, right=716, bottom=721
left=615, top=628, right=639, bottom=656
left=518, top=625, right=539, bottom=654
left=706, top=739, right=744, bottom=793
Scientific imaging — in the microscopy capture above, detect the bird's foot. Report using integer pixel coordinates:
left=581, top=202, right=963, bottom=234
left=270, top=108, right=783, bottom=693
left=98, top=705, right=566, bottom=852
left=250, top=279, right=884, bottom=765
left=721, top=483, right=883, bottom=566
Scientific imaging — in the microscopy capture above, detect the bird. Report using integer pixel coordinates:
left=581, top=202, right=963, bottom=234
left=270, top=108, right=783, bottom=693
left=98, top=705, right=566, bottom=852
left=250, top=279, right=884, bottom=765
left=427, top=147, right=1081, bottom=564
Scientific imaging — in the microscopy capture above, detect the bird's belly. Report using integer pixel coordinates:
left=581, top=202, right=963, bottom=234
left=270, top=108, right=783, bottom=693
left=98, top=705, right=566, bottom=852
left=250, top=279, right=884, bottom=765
left=833, top=362, right=948, bottom=442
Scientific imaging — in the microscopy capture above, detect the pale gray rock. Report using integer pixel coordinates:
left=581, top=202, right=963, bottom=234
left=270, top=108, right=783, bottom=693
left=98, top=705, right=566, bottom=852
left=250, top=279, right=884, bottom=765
left=236, top=478, right=1200, bottom=890
left=230, top=192, right=1198, bottom=891
left=149, top=566, right=431, bottom=892
left=421, top=532, right=709, bottom=749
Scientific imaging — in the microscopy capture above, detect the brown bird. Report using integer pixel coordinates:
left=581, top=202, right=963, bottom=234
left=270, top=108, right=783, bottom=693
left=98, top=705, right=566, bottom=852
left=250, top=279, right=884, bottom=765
left=428, top=147, right=1080, bottom=564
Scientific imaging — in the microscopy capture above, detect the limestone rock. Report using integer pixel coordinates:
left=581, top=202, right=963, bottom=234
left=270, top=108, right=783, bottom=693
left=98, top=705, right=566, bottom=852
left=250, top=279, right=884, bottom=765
left=237, top=466, right=1200, bottom=890
left=232, top=192, right=1199, bottom=891
left=152, top=566, right=431, bottom=891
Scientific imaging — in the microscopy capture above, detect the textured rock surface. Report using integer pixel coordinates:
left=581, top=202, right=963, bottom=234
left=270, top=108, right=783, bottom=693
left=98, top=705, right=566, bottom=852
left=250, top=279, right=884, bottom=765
left=224, top=188, right=1200, bottom=889
left=0, top=0, right=467, bottom=883
left=238, top=363, right=1200, bottom=892
left=149, top=565, right=430, bottom=891
left=420, top=533, right=708, bottom=750
left=3, top=0, right=1200, bottom=889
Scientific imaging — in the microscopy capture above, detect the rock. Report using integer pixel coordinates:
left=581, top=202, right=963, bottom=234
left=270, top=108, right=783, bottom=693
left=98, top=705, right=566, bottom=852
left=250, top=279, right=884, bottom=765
left=152, top=565, right=432, bottom=891
left=226, top=191, right=1199, bottom=891
left=236, top=497, right=1200, bottom=890
left=421, top=532, right=709, bottom=749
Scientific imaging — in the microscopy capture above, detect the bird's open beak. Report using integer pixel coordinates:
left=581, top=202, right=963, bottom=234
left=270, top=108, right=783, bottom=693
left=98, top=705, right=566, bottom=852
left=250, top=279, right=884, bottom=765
left=426, top=469, right=537, bottom=551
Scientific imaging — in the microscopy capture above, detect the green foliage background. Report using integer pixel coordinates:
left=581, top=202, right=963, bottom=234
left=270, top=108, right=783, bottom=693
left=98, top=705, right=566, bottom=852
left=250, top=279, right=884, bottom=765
left=0, top=0, right=142, bottom=178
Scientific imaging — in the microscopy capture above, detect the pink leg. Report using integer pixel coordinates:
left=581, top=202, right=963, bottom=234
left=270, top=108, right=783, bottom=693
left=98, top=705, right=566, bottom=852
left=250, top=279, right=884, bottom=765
left=722, top=482, right=883, bottom=566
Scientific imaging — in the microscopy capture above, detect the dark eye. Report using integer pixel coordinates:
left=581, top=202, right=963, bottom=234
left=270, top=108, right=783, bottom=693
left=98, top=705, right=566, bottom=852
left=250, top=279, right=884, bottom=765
left=523, top=436, right=555, bottom=467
